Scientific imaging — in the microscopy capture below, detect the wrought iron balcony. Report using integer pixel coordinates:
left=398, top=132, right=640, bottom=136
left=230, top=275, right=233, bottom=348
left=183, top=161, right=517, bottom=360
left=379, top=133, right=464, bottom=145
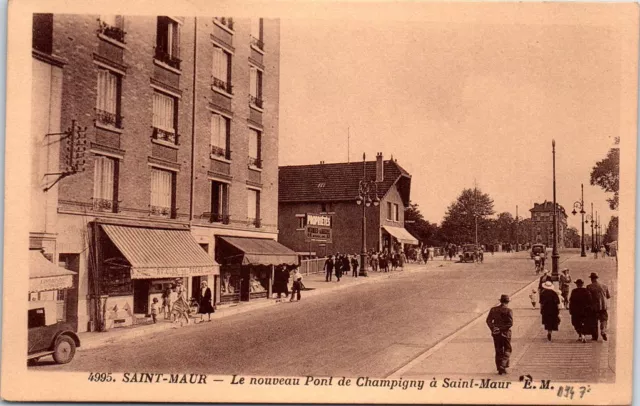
left=216, top=17, right=234, bottom=30
left=93, top=198, right=117, bottom=212
left=248, top=156, right=262, bottom=168
left=150, top=205, right=174, bottom=218
left=95, top=109, right=122, bottom=128
left=249, top=95, right=263, bottom=109
left=248, top=217, right=261, bottom=228
left=154, top=48, right=181, bottom=70
left=211, top=77, right=233, bottom=94
left=153, top=127, right=178, bottom=145
left=210, top=145, right=228, bottom=159
left=250, top=36, right=264, bottom=50
left=98, top=21, right=126, bottom=43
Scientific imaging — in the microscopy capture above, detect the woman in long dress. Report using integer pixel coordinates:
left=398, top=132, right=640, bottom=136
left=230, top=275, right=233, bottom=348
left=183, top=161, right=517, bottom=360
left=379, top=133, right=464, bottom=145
left=171, top=283, right=190, bottom=326
left=539, top=281, right=560, bottom=341
left=569, top=279, right=592, bottom=342
left=198, top=281, right=215, bottom=322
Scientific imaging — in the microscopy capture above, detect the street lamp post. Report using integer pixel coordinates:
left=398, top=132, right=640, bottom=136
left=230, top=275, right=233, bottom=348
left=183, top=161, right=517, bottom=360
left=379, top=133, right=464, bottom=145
left=585, top=202, right=594, bottom=252
left=551, top=140, right=560, bottom=279
left=571, top=183, right=587, bottom=257
left=356, top=153, right=380, bottom=276
left=515, top=205, right=519, bottom=252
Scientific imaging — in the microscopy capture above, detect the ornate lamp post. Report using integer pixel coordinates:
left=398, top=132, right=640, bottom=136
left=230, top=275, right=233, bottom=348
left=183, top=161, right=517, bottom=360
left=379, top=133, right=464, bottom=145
left=571, top=183, right=587, bottom=257
left=551, top=140, right=560, bottom=278
left=515, top=205, right=519, bottom=252
left=585, top=202, right=595, bottom=252
left=356, top=153, right=380, bottom=276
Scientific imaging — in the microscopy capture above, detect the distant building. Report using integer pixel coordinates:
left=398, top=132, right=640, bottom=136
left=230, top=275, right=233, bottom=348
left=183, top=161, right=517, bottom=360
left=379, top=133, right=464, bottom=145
left=529, top=201, right=568, bottom=248
left=278, top=153, right=418, bottom=257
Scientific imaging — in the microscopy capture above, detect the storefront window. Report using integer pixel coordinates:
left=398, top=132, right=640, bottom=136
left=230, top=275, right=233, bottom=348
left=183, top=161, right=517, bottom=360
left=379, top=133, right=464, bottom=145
left=248, top=268, right=269, bottom=299
left=101, top=264, right=133, bottom=296
left=221, top=268, right=241, bottom=303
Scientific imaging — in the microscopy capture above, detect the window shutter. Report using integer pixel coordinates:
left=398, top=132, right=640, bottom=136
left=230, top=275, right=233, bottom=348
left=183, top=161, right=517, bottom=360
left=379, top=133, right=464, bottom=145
left=210, top=114, right=222, bottom=148
left=93, top=157, right=102, bottom=199
left=172, top=22, right=180, bottom=59
left=249, top=67, right=257, bottom=97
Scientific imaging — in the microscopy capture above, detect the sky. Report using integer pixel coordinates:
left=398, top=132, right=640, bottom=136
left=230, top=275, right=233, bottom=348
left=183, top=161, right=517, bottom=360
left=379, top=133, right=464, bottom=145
left=277, top=5, right=629, bottom=231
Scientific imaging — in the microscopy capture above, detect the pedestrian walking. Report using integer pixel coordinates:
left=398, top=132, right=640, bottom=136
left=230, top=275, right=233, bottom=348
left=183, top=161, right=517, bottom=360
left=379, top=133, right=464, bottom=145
left=198, top=281, right=215, bottom=322
left=486, top=294, right=513, bottom=375
left=168, top=285, right=178, bottom=321
left=600, top=246, right=606, bottom=258
left=540, top=281, right=560, bottom=341
left=342, top=254, right=351, bottom=277
left=324, top=255, right=334, bottom=282
left=351, top=254, right=359, bottom=277
left=529, top=289, right=537, bottom=308
left=569, top=279, right=592, bottom=343
left=171, top=282, right=191, bottom=326
left=162, top=286, right=172, bottom=320
left=290, top=267, right=303, bottom=302
left=593, top=247, right=599, bottom=259
left=273, top=266, right=290, bottom=299
left=150, top=297, right=159, bottom=323
left=559, top=268, right=572, bottom=309
left=538, top=270, right=552, bottom=302
left=335, top=255, right=343, bottom=282
left=586, top=272, right=611, bottom=341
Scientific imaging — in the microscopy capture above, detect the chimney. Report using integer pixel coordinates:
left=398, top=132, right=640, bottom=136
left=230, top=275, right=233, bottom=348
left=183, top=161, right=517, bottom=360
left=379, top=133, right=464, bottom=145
left=376, top=152, right=384, bottom=182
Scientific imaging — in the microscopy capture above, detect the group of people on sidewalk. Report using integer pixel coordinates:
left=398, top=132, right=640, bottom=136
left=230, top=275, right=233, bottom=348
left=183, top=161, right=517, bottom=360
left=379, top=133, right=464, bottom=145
left=323, top=253, right=360, bottom=282
left=152, top=280, right=215, bottom=328
left=272, top=266, right=305, bottom=302
left=487, top=268, right=612, bottom=375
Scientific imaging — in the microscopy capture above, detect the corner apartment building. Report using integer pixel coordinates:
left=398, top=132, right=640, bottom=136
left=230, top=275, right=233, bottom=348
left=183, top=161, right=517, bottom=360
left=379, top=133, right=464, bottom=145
left=529, top=201, right=568, bottom=249
left=31, top=14, right=292, bottom=333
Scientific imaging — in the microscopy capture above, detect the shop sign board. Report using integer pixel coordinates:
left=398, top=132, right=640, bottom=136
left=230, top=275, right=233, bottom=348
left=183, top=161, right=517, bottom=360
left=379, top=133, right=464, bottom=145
left=29, top=275, right=73, bottom=293
left=305, top=213, right=332, bottom=243
left=131, top=266, right=219, bottom=279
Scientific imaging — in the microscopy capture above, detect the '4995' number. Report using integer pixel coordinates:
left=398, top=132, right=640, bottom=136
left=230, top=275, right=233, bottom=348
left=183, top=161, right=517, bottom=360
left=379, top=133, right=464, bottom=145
left=88, top=372, right=114, bottom=382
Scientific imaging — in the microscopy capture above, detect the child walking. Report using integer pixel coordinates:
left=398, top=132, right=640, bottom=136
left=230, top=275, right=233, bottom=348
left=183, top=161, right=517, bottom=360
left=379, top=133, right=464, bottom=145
left=150, top=297, right=159, bottom=323
left=529, top=289, right=537, bottom=308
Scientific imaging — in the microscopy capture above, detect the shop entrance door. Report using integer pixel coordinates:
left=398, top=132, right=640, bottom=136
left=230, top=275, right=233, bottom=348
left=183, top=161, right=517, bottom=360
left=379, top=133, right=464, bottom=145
left=133, top=280, right=150, bottom=314
left=191, top=276, right=202, bottom=301
left=240, top=267, right=250, bottom=301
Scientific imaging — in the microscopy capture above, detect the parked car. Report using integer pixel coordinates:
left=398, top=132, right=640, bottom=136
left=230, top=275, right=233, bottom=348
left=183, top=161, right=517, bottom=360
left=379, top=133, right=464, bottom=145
left=530, top=243, right=547, bottom=259
left=459, top=244, right=479, bottom=263
left=28, top=302, right=80, bottom=365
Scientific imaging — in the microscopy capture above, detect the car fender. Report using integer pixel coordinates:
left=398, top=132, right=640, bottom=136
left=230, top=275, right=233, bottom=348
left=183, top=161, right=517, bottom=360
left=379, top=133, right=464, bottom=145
left=52, top=330, right=81, bottom=349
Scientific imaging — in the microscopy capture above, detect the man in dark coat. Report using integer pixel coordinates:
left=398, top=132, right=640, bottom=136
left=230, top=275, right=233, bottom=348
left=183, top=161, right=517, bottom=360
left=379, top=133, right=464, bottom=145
left=324, top=255, right=334, bottom=282
left=486, top=294, right=513, bottom=375
left=586, top=272, right=611, bottom=341
left=351, top=255, right=359, bottom=277
left=569, top=279, right=592, bottom=342
left=335, top=254, right=343, bottom=282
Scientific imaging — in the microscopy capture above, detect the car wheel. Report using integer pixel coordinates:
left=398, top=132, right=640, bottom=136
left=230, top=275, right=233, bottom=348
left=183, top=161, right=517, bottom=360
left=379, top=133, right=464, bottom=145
left=53, top=335, right=76, bottom=364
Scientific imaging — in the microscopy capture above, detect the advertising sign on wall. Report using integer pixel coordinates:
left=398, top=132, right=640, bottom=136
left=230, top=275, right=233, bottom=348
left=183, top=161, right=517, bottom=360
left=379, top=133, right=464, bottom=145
left=305, top=213, right=333, bottom=243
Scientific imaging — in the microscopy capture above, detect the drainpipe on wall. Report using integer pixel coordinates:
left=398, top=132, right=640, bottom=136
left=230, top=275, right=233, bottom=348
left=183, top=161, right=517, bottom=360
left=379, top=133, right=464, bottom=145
left=189, top=17, right=198, bottom=223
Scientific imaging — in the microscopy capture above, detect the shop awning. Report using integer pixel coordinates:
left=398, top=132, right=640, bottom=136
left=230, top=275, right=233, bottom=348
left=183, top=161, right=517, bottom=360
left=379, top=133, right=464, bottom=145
left=383, top=226, right=419, bottom=245
left=218, top=236, right=298, bottom=266
left=29, top=250, right=76, bottom=293
left=101, top=225, right=220, bottom=279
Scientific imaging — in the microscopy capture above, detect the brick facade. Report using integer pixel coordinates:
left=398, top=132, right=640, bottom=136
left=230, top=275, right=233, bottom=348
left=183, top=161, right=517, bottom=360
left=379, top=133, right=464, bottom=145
left=529, top=201, right=568, bottom=249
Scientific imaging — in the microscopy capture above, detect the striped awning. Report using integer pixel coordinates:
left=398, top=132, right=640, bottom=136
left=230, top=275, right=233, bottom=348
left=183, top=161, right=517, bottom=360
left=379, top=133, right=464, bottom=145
left=218, top=236, right=298, bottom=266
left=101, top=225, right=219, bottom=278
left=383, top=226, right=419, bottom=245
left=29, top=250, right=76, bottom=293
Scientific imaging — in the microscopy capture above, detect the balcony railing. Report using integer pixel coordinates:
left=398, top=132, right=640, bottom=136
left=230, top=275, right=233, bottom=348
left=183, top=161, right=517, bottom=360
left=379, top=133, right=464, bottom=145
left=154, top=48, right=181, bottom=70
left=98, top=21, right=126, bottom=43
left=249, top=95, right=263, bottom=109
left=93, top=197, right=117, bottom=212
left=150, top=205, right=175, bottom=218
left=210, top=145, right=229, bottom=159
left=211, top=76, right=233, bottom=94
left=210, top=213, right=231, bottom=224
left=248, top=156, right=262, bottom=168
left=250, top=36, right=264, bottom=50
left=248, top=217, right=261, bottom=228
left=153, top=127, right=178, bottom=145
left=96, top=108, right=122, bottom=128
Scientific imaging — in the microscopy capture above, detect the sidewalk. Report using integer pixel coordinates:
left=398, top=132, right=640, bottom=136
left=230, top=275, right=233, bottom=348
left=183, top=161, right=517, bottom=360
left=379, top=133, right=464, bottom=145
left=392, top=254, right=617, bottom=383
left=78, top=261, right=448, bottom=351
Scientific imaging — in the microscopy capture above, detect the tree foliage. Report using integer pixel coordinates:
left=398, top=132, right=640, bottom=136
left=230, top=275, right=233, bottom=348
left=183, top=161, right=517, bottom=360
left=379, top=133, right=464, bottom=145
left=603, top=216, right=618, bottom=245
left=565, top=227, right=581, bottom=248
left=440, top=188, right=495, bottom=244
left=404, top=202, right=441, bottom=246
left=590, top=141, right=619, bottom=210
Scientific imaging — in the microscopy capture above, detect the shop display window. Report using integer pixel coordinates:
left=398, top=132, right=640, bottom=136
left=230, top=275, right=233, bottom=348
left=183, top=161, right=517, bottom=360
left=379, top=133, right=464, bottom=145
left=221, top=269, right=241, bottom=303
left=101, top=263, right=133, bottom=296
left=248, top=267, right=269, bottom=299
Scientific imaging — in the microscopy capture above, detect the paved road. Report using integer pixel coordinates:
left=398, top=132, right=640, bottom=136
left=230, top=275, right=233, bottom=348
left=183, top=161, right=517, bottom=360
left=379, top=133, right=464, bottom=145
left=33, top=252, right=544, bottom=377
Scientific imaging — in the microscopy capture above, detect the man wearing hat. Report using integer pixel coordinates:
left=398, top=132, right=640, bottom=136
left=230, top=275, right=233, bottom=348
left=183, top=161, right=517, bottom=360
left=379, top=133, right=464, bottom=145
left=486, top=294, right=513, bottom=375
left=586, top=272, right=611, bottom=341
left=559, top=268, right=572, bottom=309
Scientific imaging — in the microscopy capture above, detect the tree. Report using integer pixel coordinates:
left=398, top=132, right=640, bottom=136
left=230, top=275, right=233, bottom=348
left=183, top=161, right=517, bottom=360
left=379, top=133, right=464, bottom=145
left=603, top=216, right=618, bottom=245
left=404, top=202, right=441, bottom=246
left=494, top=212, right=515, bottom=243
left=440, top=188, right=495, bottom=244
left=590, top=139, right=619, bottom=210
left=564, top=227, right=581, bottom=248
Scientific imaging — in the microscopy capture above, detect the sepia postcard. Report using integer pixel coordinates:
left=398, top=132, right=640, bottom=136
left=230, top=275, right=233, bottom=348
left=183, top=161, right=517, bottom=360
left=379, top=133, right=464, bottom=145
left=1, top=0, right=638, bottom=404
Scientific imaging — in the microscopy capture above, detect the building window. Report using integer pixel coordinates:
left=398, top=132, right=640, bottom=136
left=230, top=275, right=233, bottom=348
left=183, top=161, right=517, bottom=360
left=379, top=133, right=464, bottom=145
left=32, top=13, right=53, bottom=54
left=249, top=67, right=263, bottom=108
left=247, top=189, right=260, bottom=227
left=150, top=168, right=175, bottom=218
left=155, top=17, right=181, bottom=70
left=93, top=155, right=118, bottom=212
left=212, top=46, right=232, bottom=94
left=387, top=202, right=393, bottom=220
left=152, top=91, right=178, bottom=144
left=98, top=15, right=126, bottom=43
left=211, top=181, right=230, bottom=224
left=96, top=69, right=122, bottom=128
left=210, top=114, right=230, bottom=159
left=250, top=18, right=264, bottom=50
left=394, top=203, right=399, bottom=222
left=248, top=129, right=262, bottom=168
left=297, top=215, right=306, bottom=230
left=214, top=17, right=234, bottom=31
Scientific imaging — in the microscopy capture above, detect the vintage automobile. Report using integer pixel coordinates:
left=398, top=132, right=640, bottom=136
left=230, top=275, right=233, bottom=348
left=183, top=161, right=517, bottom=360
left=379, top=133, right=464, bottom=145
left=28, top=301, right=80, bottom=365
left=459, top=244, right=480, bottom=263
left=530, top=243, right=548, bottom=259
